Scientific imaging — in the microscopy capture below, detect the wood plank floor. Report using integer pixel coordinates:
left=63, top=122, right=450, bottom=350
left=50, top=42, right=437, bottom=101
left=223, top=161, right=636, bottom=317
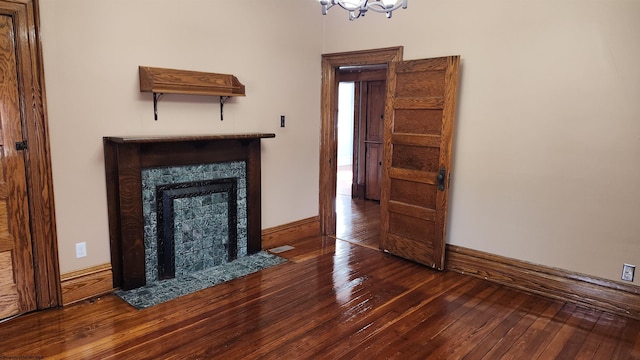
left=1, top=197, right=639, bottom=359
left=336, top=194, right=380, bottom=250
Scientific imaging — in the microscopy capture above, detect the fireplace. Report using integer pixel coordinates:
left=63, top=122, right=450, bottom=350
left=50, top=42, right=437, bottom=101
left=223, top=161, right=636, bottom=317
left=104, top=134, right=275, bottom=290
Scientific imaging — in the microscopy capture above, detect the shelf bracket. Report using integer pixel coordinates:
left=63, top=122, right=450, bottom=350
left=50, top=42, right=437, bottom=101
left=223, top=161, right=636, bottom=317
left=153, top=92, right=164, bottom=121
left=220, top=96, right=230, bottom=121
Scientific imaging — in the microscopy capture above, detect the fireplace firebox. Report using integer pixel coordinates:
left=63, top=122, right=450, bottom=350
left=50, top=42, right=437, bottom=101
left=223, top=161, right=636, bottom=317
left=154, top=177, right=238, bottom=281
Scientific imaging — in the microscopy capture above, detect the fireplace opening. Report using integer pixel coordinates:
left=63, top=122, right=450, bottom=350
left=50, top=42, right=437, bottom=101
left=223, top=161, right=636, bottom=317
left=156, top=178, right=238, bottom=280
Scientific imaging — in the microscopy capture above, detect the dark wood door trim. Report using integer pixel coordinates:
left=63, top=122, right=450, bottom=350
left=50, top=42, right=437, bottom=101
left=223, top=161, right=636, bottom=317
left=320, top=47, right=403, bottom=235
left=11, top=0, right=61, bottom=308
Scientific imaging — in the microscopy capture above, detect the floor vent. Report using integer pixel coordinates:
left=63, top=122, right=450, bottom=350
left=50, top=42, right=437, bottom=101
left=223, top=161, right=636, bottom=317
left=268, top=245, right=295, bottom=254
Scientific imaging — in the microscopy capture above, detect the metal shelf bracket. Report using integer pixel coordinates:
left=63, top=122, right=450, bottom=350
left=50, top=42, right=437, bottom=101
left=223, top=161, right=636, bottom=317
left=220, top=96, right=230, bottom=121
left=153, top=92, right=164, bottom=121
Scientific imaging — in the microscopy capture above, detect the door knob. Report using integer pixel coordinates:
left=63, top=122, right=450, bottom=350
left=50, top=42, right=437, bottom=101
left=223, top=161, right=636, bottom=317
left=437, top=168, right=446, bottom=191
left=15, top=140, right=27, bottom=151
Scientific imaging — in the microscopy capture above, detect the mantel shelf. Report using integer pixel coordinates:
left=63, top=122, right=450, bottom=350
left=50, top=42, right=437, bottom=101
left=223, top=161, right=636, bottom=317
left=139, top=66, right=246, bottom=121
left=104, top=133, right=275, bottom=144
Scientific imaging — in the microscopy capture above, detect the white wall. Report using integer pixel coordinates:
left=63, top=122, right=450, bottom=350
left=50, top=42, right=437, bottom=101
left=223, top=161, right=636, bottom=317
left=322, top=0, right=640, bottom=284
left=39, top=0, right=323, bottom=273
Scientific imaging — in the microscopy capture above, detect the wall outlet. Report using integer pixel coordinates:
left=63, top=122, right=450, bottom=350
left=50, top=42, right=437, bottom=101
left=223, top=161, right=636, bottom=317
left=75, top=242, right=87, bottom=258
left=622, top=264, right=635, bottom=282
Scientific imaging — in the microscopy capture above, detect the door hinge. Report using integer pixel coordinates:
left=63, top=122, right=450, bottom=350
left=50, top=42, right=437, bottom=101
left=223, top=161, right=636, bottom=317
left=15, top=140, right=27, bottom=151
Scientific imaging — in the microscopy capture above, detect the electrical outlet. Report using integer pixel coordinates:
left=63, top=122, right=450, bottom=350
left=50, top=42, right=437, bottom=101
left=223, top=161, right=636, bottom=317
left=75, top=242, right=87, bottom=258
left=622, top=264, right=635, bottom=282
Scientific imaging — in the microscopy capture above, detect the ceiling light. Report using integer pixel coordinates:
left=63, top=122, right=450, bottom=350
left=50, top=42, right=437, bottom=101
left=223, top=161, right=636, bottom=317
left=319, top=0, right=408, bottom=21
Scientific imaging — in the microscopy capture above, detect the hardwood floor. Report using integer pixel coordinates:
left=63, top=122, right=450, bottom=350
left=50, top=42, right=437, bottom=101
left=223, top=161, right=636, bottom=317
left=1, top=199, right=639, bottom=359
left=336, top=194, right=380, bottom=249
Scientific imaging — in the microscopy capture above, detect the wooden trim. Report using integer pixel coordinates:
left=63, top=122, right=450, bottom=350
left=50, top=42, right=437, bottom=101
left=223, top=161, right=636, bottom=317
left=60, top=264, right=114, bottom=306
left=320, top=47, right=403, bottom=236
left=446, top=244, right=640, bottom=320
left=105, top=133, right=274, bottom=144
left=22, top=0, right=62, bottom=309
left=261, top=216, right=320, bottom=250
left=337, top=68, right=387, bottom=82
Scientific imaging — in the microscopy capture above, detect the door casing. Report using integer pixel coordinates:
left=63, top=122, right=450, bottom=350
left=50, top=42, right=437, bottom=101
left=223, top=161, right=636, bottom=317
left=0, top=0, right=60, bottom=310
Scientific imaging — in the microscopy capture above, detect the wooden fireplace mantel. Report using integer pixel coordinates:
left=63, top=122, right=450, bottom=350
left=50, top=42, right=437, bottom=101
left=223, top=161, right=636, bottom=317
left=104, top=133, right=275, bottom=290
left=104, top=133, right=272, bottom=144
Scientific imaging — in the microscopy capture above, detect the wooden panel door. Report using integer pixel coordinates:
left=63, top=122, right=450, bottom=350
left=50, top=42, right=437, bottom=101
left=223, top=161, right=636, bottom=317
left=0, top=12, right=37, bottom=319
left=380, top=56, right=460, bottom=270
left=364, top=80, right=385, bottom=201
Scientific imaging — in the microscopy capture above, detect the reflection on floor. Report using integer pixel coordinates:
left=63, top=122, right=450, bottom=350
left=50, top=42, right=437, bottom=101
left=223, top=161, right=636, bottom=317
left=335, top=194, right=380, bottom=250
left=335, top=159, right=381, bottom=250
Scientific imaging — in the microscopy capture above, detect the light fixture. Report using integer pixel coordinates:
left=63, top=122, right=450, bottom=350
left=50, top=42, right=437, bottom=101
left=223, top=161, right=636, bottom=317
left=319, top=0, right=408, bottom=21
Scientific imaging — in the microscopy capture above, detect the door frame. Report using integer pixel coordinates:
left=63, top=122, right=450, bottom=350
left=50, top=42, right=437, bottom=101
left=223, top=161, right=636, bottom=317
left=319, top=47, right=403, bottom=235
left=7, top=0, right=61, bottom=308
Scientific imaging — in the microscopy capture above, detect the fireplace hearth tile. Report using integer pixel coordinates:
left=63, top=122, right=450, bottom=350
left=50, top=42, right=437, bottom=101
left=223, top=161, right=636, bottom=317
left=115, top=251, right=286, bottom=309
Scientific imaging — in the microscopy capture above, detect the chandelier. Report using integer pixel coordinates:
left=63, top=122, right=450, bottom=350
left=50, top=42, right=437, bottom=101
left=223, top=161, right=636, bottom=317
left=319, top=0, right=408, bottom=21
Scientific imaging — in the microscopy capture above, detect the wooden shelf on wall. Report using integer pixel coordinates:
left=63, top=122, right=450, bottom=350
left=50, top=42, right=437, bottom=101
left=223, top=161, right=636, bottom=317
left=139, top=66, right=245, bottom=96
left=138, top=66, right=246, bottom=120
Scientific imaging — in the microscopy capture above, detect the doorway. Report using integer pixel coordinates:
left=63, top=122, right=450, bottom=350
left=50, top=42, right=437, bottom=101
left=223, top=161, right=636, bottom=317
left=319, top=47, right=403, bottom=237
left=337, top=67, right=387, bottom=202
left=321, top=49, right=461, bottom=271
left=335, top=80, right=381, bottom=249
left=335, top=68, right=388, bottom=249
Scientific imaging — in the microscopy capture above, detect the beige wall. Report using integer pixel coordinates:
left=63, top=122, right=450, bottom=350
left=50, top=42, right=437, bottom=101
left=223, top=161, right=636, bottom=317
left=322, top=0, right=640, bottom=284
left=41, top=0, right=639, bottom=287
left=39, top=0, right=323, bottom=273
